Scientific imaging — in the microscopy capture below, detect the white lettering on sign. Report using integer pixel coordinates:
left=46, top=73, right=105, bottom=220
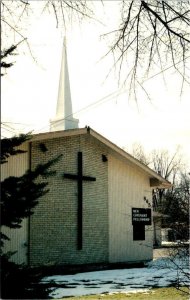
left=132, top=208, right=152, bottom=225
left=133, top=218, right=150, bottom=221
left=133, top=214, right=148, bottom=217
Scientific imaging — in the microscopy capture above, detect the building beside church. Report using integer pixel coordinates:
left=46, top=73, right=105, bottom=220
left=1, top=38, right=171, bottom=267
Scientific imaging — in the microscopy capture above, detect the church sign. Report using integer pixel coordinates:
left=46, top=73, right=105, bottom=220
left=132, top=208, right=151, bottom=225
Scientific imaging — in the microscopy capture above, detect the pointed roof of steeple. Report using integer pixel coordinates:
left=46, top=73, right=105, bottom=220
left=50, top=37, right=79, bottom=131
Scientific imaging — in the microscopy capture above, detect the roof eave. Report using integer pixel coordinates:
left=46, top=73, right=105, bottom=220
left=89, top=128, right=172, bottom=188
left=30, top=127, right=172, bottom=189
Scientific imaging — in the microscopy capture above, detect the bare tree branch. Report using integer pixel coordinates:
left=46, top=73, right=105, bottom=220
left=1, top=0, right=190, bottom=100
left=102, top=0, right=190, bottom=100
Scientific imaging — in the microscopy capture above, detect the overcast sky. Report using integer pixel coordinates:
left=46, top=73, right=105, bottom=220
left=1, top=1, right=190, bottom=168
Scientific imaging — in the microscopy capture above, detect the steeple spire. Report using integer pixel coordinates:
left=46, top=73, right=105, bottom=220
left=50, top=37, right=79, bottom=131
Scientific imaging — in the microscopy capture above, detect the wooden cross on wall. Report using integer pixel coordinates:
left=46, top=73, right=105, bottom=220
left=63, top=152, right=96, bottom=250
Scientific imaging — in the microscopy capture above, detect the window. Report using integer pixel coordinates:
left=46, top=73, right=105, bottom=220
left=133, top=224, right=145, bottom=241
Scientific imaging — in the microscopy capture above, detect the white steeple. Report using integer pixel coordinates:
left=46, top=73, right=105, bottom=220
left=50, top=37, right=79, bottom=131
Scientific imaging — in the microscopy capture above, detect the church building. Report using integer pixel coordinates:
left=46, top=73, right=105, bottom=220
left=1, top=39, right=171, bottom=267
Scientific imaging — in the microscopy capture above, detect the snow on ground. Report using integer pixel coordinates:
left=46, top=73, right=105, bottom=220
left=42, top=255, right=190, bottom=298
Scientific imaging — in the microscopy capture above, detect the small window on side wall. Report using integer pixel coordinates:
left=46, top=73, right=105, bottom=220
left=133, top=224, right=145, bottom=240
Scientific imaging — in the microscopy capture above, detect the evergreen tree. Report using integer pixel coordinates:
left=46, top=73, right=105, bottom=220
left=0, top=134, right=61, bottom=299
left=1, top=43, right=19, bottom=76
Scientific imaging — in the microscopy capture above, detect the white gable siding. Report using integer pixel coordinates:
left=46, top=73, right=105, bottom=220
left=1, top=143, right=29, bottom=180
left=1, top=143, right=29, bottom=265
left=108, top=155, right=153, bottom=263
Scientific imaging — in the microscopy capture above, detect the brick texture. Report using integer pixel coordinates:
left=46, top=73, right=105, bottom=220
left=29, top=134, right=109, bottom=266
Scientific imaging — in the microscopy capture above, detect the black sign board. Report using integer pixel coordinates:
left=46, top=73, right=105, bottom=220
left=132, top=208, right=151, bottom=225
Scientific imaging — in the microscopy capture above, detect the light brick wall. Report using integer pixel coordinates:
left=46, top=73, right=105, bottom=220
left=29, top=134, right=109, bottom=266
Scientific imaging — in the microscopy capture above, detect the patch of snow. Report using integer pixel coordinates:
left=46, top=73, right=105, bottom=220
left=41, top=256, right=190, bottom=298
left=162, top=241, right=190, bottom=246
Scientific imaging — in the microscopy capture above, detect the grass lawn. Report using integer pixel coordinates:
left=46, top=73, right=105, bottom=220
left=57, top=287, right=189, bottom=300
